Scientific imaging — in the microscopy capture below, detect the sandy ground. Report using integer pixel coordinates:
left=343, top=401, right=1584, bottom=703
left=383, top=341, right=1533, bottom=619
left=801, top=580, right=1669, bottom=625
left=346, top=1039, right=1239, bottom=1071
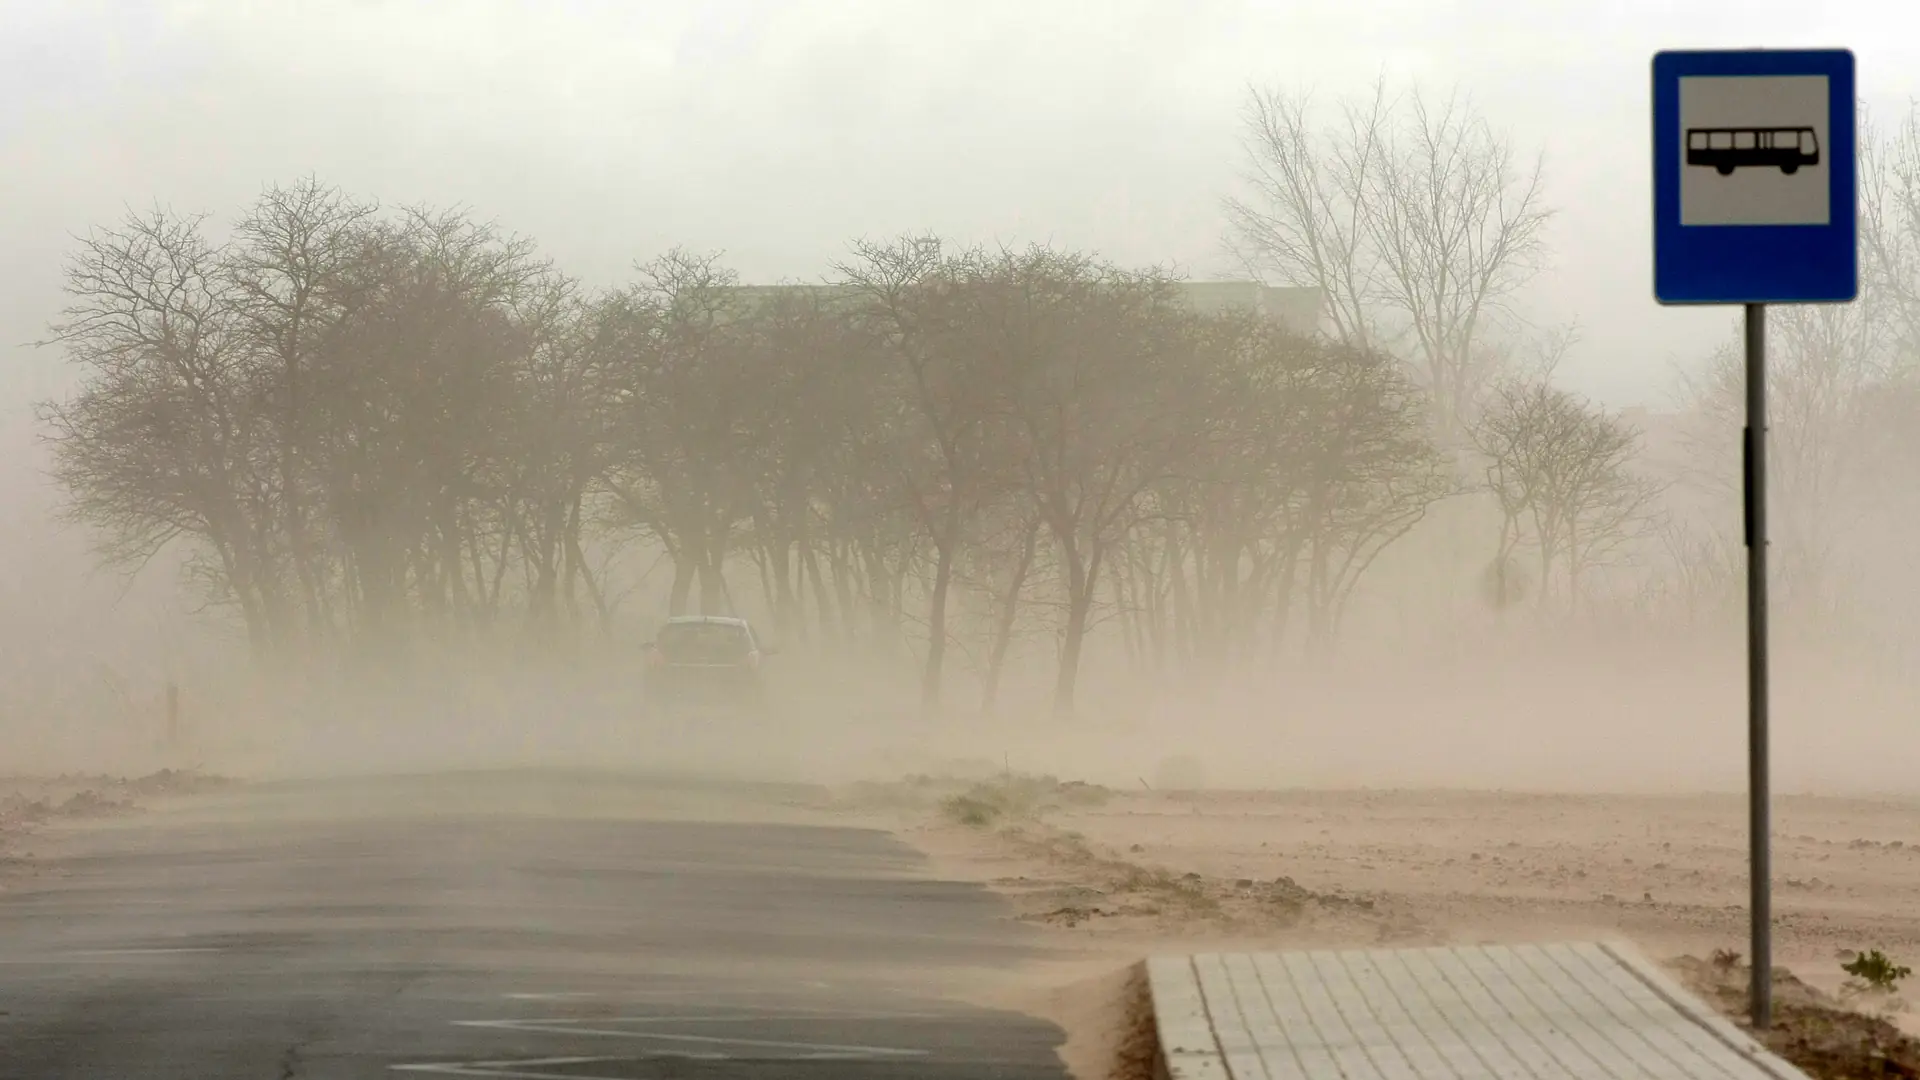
left=829, top=774, right=1920, bottom=1077
left=1034, top=787, right=1920, bottom=970
left=0, top=770, right=234, bottom=888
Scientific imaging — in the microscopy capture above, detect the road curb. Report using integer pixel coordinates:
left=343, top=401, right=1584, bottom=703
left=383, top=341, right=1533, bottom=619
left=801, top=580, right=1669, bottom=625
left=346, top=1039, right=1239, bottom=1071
left=1601, top=939, right=1818, bottom=1080
left=1145, top=955, right=1226, bottom=1080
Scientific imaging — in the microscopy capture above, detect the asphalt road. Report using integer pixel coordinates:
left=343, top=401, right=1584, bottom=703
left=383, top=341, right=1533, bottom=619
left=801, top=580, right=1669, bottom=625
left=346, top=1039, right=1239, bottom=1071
left=0, top=770, right=1072, bottom=1079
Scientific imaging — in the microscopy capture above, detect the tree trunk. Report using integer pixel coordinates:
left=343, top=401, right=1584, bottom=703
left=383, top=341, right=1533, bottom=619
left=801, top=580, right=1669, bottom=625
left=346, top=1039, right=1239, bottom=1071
left=1112, top=572, right=1138, bottom=667
left=801, top=539, right=836, bottom=644
left=751, top=542, right=775, bottom=616
left=1269, top=538, right=1303, bottom=662
left=1052, top=539, right=1104, bottom=717
left=1538, top=536, right=1555, bottom=612
left=1168, top=537, right=1195, bottom=671
left=829, top=538, right=860, bottom=645
left=981, top=518, right=1040, bottom=713
left=697, top=549, right=727, bottom=615
left=921, top=537, right=955, bottom=711
left=668, top=551, right=695, bottom=617
left=889, top=558, right=910, bottom=650
left=861, top=544, right=893, bottom=652
left=771, top=540, right=801, bottom=641
left=1567, top=519, right=1582, bottom=617
left=564, top=507, right=611, bottom=635
left=1142, top=531, right=1172, bottom=671
left=1305, top=538, right=1334, bottom=656
left=210, top=529, right=270, bottom=658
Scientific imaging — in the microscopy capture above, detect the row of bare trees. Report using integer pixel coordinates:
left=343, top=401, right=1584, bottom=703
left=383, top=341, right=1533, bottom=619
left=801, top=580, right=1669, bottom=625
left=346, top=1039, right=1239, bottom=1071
left=44, top=81, right=1710, bottom=711
left=41, top=175, right=1523, bottom=712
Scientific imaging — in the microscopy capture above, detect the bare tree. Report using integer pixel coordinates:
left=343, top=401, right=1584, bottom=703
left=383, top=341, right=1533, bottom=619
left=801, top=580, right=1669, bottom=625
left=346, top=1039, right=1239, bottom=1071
left=1675, top=306, right=1886, bottom=618
left=1227, top=81, right=1553, bottom=436
left=596, top=250, right=763, bottom=619
left=1641, top=518, right=1743, bottom=626
left=302, top=207, right=547, bottom=651
left=224, top=177, right=379, bottom=641
left=1289, top=339, right=1455, bottom=647
left=731, top=287, right=882, bottom=648
left=1225, top=83, right=1392, bottom=350
left=979, top=250, right=1213, bottom=714
left=837, top=237, right=1020, bottom=711
left=1474, top=380, right=1663, bottom=614
left=1862, top=104, right=1920, bottom=365
left=39, top=208, right=286, bottom=650
left=953, top=493, right=1046, bottom=713
left=1104, top=315, right=1449, bottom=669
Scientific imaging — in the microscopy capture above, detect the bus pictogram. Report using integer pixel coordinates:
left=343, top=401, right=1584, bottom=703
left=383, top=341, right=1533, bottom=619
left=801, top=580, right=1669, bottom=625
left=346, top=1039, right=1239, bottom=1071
left=1686, top=126, right=1820, bottom=175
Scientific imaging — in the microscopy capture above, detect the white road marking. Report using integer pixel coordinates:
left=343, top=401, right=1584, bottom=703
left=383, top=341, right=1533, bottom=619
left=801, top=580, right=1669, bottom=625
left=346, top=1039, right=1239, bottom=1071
left=502, top=993, right=595, bottom=1001
left=392, top=1056, right=628, bottom=1078
left=485, top=1003, right=941, bottom=1020
left=454, top=1017, right=929, bottom=1058
left=72, top=947, right=223, bottom=956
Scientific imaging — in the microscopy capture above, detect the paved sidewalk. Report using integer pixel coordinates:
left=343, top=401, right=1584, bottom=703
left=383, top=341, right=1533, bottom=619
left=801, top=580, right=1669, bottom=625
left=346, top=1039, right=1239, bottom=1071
left=1148, top=941, right=1813, bottom=1080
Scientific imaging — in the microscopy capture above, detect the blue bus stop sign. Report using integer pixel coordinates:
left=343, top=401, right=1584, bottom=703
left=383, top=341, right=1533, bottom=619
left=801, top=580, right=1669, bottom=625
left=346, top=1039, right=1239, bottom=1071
left=1653, top=49, right=1856, bottom=304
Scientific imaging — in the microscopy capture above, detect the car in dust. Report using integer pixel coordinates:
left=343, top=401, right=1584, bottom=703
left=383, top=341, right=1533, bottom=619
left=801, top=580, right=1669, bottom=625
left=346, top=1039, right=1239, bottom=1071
left=642, top=615, right=774, bottom=716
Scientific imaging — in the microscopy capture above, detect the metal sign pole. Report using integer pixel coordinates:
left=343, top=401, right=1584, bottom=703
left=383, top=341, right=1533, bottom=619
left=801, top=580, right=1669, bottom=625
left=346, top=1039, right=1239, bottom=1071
left=1743, top=301, right=1772, bottom=1030
left=1656, top=46, right=1853, bottom=1030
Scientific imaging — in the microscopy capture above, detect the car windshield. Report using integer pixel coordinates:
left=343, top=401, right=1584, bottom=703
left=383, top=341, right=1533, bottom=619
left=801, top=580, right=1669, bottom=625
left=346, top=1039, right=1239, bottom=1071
left=656, top=622, right=752, bottom=661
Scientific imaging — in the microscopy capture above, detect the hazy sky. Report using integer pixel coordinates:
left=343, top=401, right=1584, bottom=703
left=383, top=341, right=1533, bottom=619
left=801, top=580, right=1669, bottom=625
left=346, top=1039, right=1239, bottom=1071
left=9, top=0, right=1919, bottom=409
left=4, top=0, right=1918, bottom=692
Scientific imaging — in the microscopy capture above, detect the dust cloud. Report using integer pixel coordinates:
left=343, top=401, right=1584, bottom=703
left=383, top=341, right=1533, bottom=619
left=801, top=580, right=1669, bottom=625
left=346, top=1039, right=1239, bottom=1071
left=5, top=224, right=1920, bottom=801
left=9, top=539, right=1916, bottom=802
left=9, top=7, right=1920, bottom=809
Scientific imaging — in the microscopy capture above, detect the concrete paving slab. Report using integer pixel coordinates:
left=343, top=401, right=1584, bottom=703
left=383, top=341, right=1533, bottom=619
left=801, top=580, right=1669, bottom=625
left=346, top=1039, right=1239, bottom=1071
left=1148, top=942, right=1814, bottom=1080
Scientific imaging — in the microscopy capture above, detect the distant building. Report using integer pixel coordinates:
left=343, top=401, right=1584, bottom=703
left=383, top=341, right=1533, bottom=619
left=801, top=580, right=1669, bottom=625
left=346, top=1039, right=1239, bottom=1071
left=723, top=284, right=860, bottom=310
left=723, top=282, right=1324, bottom=336
left=1170, top=282, right=1323, bottom=335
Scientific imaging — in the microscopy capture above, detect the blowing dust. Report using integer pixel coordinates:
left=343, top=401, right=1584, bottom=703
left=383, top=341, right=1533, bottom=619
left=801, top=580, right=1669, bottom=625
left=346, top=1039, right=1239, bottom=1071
left=3, top=585, right=1916, bottom=799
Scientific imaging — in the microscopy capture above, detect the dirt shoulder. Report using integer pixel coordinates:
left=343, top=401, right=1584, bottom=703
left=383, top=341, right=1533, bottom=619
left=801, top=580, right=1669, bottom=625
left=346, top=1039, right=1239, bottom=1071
left=0, top=769, right=235, bottom=890
left=830, top=773, right=1920, bottom=1079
